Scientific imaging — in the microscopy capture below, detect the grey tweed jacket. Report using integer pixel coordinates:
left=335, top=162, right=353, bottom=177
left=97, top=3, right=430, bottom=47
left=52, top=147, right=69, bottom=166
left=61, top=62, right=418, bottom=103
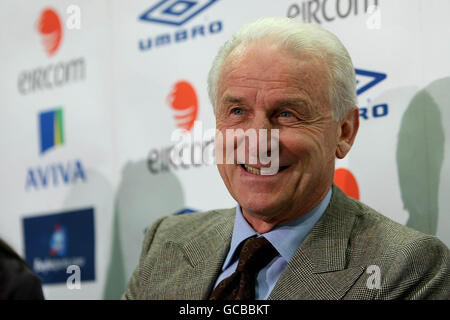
left=122, top=185, right=450, bottom=300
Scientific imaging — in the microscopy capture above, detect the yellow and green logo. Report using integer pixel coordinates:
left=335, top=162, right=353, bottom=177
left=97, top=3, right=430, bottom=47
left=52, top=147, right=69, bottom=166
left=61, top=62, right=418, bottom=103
left=39, top=108, right=64, bottom=154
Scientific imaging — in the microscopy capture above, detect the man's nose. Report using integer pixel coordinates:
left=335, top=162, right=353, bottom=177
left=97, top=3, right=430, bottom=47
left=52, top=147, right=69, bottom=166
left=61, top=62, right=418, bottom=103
left=250, top=112, right=272, bottom=131
left=247, top=113, right=274, bottom=163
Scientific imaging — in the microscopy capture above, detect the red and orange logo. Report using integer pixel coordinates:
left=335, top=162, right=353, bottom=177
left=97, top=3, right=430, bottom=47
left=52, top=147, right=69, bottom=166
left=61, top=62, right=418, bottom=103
left=334, top=168, right=360, bottom=200
left=37, top=8, right=63, bottom=56
left=167, top=80, right=198, bottom=131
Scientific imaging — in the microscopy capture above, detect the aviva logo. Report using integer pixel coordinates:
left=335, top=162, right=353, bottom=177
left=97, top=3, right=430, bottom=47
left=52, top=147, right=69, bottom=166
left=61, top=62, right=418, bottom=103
left=39, top=108, right=64, bottom=154
left=26, top=107, right=87, bottom=191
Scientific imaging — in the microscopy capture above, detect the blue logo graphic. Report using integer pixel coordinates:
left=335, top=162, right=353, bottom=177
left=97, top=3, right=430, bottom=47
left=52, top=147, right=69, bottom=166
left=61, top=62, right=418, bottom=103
left=355, top=68, right=387, bottom=96
left=139, top=0, right=218, bottom=26
left=39, top=108, right=64, bottom=154
left=49, top=224, right=67, bottom=257
left=26, top=108, right=87, bottom=191
left=173, top=207, right=197, bottom=215
left=22, top=208, right=95, bottom=284
left=355, top=69, right=389, bottom=120
left=25, top=159, right=87, bottom=191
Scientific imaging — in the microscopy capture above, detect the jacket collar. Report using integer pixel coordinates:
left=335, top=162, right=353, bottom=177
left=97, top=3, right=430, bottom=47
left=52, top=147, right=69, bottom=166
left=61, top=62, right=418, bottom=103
left=268, top=185, right=365, bottom=299
left=181, top=210, right=235, bottom=268
left=169, top=210, right=234, bottom=299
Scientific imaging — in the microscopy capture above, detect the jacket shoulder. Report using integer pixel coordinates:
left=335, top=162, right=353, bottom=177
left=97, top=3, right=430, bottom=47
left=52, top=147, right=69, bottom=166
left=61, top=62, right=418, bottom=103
left=346, top=196, right=449, bottom=297
left=122, top=208, right=235, bottom=299
left=146, top=208, right=235, bottom=243
left=350, top=197, right=439, bottom=248
left=335, top=191, right=449, bottom=299
left=330, top=186, right=434, bottom=250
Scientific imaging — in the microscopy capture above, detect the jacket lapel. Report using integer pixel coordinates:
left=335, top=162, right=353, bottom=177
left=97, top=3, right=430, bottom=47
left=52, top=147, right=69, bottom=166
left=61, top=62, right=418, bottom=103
left=269, top=185, right=365, bottom=300
left=168, top=210, right=235, bottom=299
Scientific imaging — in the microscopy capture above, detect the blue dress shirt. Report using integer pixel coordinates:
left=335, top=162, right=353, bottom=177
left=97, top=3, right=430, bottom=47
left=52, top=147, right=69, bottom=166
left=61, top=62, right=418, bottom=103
left=212, top=188, right=332, bottom=300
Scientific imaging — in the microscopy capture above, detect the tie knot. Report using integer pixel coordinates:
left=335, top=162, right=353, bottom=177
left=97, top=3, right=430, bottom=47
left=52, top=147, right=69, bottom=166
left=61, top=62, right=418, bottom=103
left=236, top=236, right=278, bottom=273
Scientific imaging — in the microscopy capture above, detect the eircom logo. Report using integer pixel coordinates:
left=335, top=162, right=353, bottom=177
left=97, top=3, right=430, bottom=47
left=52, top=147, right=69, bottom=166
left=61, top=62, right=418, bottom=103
left=334, top=168, right=360, bottom=200
left=167, top=81, right=198, bottom=131
left=139, top=0, right=218, bottom=26
left=37, top=8, right=63, bottom=56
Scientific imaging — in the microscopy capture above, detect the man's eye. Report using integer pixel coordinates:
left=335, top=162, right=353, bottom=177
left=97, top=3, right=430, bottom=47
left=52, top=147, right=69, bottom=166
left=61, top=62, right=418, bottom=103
left=279, top=111, right=293, bottom=118
left=232, top=108, right=244, bottom=115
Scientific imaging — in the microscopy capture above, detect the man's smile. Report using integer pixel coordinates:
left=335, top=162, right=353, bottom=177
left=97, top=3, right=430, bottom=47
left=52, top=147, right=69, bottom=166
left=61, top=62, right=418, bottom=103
left=239, top=163, right=290, bottom=176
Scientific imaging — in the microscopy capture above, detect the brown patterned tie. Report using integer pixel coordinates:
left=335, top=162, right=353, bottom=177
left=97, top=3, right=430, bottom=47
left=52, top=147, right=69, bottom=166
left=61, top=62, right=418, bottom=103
left=209, top=236, right=278, bottom=300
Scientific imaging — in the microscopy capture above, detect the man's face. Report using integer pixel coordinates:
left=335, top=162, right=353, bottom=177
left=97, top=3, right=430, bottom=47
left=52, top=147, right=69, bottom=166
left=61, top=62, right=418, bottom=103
left=215, top=42, right=341, bottom=224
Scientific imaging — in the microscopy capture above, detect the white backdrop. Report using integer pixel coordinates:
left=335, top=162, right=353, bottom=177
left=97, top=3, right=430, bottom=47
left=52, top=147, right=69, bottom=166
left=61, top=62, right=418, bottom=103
left=0, top=0, right=449, bottom=299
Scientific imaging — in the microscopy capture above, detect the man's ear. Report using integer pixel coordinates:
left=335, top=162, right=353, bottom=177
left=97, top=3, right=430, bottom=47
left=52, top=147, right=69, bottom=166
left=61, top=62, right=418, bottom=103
left=336, top=107, right=359, bottom=159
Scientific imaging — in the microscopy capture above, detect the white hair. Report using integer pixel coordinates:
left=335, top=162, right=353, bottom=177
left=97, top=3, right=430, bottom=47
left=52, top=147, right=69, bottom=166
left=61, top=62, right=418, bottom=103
left=207, top=17, right=357, bottom=121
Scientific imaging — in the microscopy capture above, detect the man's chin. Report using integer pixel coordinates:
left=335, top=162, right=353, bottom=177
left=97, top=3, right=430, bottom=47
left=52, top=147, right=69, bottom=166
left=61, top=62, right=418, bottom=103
left=239, top=199, right=285, bottom=221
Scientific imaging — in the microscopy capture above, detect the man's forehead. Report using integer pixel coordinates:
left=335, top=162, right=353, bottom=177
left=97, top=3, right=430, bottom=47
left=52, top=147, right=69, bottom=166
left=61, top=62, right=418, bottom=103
left=225, top=41, right=324, bottom=69
left=220, top=46, right=327, bottom=87
left=219, top=62, right=327, bottom=104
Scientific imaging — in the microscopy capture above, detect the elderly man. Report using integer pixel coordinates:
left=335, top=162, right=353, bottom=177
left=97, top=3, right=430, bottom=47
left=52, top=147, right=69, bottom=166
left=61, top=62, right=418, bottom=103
left=123, top=17, right=450, bottom=300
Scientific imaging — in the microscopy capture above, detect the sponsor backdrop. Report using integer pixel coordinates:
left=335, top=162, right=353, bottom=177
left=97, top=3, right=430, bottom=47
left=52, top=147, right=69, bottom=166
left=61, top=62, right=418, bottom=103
left=0, top=0, right=449, bottom=299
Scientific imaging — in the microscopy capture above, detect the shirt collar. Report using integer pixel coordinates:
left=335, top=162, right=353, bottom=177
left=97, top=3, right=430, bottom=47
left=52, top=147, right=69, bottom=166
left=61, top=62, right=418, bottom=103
left=222, top=188, right=332, bottom=270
